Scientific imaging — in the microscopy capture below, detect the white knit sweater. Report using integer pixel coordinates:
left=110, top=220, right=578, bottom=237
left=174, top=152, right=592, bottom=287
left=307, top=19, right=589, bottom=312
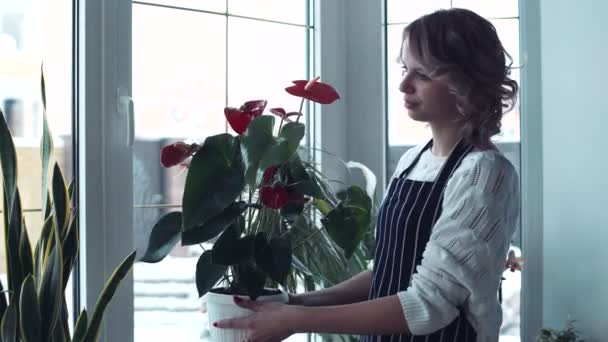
left=389, top=144, right=520, bottom=342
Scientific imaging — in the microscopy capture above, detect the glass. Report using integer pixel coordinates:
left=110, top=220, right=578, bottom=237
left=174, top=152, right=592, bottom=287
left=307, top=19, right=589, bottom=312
left=492, top=18, right=521, bottom=68
left=132, top=5, right=226, bottom=341
left=0, top=0, right=74, bottom=327
left=495, top=68, right=520, bottom=143
left=386, top=24, right=431, bottom=147
left=386, top=0, right=451, bottom=24
left=228, top=0, right=307, bottom=25
left=452, top=0, right=518, bottom=18
left=133, top=0, right=226, bottom=13
left=227, top=17, right=308, bottom=119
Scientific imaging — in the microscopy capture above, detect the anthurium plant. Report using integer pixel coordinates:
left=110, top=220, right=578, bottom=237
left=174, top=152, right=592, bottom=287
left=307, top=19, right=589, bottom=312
left=0, top=71, right=135, bottom=342
left=140, top=77, right=374, bottom=300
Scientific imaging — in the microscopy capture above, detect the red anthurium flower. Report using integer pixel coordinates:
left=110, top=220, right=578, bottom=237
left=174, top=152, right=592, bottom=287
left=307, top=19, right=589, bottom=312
left=241, top=100, right=267, bottom=117
left=261, top=165, right=307, bottom=209
left=224, top=100, right=268, bottom=135
left=160, top=142, right=199, bottom=168
left=262, top=166, right=280, bottom=185
left=285, top=78, right=340, bottom=104
left=260, top=186, right=291, bottom=209
left=269, top=108, right=292, bottom=122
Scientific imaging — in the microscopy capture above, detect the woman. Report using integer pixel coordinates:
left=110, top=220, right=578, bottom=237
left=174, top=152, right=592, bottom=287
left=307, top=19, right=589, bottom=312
left=215, top=8, right=520, bottom=342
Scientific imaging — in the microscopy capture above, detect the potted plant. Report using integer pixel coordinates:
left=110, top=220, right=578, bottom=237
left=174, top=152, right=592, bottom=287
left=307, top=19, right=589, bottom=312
left=139, top=77, right=374, bottom=342
left=537, top=319, right=589, bottom=342
left=0, top=73, right=135, bottom=341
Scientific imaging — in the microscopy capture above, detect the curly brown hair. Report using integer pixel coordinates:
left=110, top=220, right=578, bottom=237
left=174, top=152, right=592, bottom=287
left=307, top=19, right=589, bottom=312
left=401, top=8, right=519, bottom=146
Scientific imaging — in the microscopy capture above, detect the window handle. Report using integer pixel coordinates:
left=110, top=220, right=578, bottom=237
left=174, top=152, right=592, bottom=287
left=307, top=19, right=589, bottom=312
left=117, top=87, right=135, bottom=147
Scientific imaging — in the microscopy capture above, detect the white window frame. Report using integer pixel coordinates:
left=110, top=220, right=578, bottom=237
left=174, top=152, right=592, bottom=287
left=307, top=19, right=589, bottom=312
left=78, top=0, right=134, bottom=341
left=519, top=0, right=543, bottom=340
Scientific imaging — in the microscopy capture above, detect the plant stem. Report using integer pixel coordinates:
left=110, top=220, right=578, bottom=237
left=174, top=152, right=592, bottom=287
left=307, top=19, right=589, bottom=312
left=296, top=97, right=305, bottom=123
left=247, top=187, right=254, bottom=235
left=293, top=227, right=326, bottom=251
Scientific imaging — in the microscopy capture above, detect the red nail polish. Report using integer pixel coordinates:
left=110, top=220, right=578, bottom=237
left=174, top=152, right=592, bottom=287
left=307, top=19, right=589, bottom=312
left=213, top=322, right=218, bottom=327
left=234, top=296, right=242, bottom=303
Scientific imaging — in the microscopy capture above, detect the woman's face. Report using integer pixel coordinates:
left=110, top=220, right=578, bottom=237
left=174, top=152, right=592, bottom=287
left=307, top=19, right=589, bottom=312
left=399, top=41, right=460, bottom=126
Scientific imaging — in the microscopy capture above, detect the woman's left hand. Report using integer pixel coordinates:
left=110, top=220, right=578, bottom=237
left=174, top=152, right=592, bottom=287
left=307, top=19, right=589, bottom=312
left=213, top=296, right=300, bottom=342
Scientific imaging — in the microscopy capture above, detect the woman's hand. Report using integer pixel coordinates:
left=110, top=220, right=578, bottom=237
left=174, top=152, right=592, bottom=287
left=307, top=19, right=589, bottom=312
left=213, top=296, right=301, bottom=342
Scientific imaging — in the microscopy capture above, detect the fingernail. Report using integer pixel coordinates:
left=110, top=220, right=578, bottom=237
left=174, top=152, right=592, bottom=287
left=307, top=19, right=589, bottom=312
left=213, top=322, right=218, bottom=327
left=234, top=296, right=242, bottom=303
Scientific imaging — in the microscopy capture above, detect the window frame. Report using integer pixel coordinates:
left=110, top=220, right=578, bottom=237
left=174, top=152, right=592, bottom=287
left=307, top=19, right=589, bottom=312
left=79, top=1, right=323, bottom=341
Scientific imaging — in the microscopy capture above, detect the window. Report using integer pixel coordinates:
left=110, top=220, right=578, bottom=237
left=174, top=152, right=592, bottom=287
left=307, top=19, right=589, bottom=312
left=384, top=1, right=521, bottom=340
left=0, top=0, right=74, bottom=320
left=130, top=1, right=313, bottom=340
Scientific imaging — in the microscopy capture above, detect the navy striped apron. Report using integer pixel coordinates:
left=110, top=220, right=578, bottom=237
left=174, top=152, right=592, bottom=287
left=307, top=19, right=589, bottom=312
left=362, top=139, right=477, bottom=342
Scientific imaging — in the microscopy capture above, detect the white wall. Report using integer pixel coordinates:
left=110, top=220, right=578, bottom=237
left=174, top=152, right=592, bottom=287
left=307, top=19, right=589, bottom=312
left=539, top=0, right=608, bottom=339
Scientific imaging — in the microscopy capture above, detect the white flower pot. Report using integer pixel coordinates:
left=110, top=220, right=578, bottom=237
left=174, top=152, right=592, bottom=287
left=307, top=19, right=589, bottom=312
left=204, top=290, right=288, bottom=342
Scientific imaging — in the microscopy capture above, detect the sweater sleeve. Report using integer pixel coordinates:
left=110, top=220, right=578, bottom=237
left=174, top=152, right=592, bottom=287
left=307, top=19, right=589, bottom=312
left=396, top=152, right=520, bottom=337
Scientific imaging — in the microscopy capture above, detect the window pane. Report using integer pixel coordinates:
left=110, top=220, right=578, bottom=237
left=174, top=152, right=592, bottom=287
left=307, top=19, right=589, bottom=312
left=386, top=24, right=431, bottom=147
left=132, top=6, right=226, bottom=141
left=228, top=18, right=307, bottom=117
left=134, top=0, right=226, bottom=13
left=0, top=0, right=74, bottom=326
left=491, top=18, right=520, bottom=68
left=132, top=5, right=226, bottom=341
left=495, top=68, right=520, bottom=143
left=386, top=0, right=450, bottom=24
left=452, top=0, right=518, bottom=18
left=228, top=0, right=307, bottom=25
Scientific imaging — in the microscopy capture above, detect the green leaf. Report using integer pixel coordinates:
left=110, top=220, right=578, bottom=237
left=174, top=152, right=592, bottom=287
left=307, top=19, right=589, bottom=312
left=83, top=251, right=136, bottom=342
left=285, top=156, right=326, bottom=200
left=41, top=67, right=54, bottom=218
left=195, top=251, right=227, bottom=298
left=39, top=226, right=63, bottom=341
left=139, top=212, right=182, bottom=263
left=54, top=300, right=70, bottom=342
left=279, top=202, right=304, bottom=222
left=68, top=181, right=76, bottom=207
left=61, top=210, right=79, bottom=292
left=72, top=309, right=88, bottom=342
left=19, top=275, right=42, bottom=342
left=291, top=256, right=313, bottom=276
left=321, top=186, right=371, bottom=258
left=313, top=199, right=332, bottom=216
left=259, top=122, right=305, bottom=170
left=182, top=201, right=248, bottom=246
left=0, top=107, right=18, bottom=226
left=19, top=220, right=34, bottom=280
left=1, top=300, right=17, bottom=342
left=211, top=218, right=252, bottom=266
left=182, top=133, right=245, bottom=230
left=236, top=262, right=266, bottom=300
left=34, top=215, right=54, bottom=284
left=44, top=191, right=52, bottom=221
left=0, top=279, right=7, bottom=321
left=52, top=163, right=70, bottom=238
left=279, top=123, right=306, bottom=153
left=253, top=233, right=291, bottom=285
left=5, top=188, right=23, bottom=293
left=240, top=115, right=276, bottom=186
